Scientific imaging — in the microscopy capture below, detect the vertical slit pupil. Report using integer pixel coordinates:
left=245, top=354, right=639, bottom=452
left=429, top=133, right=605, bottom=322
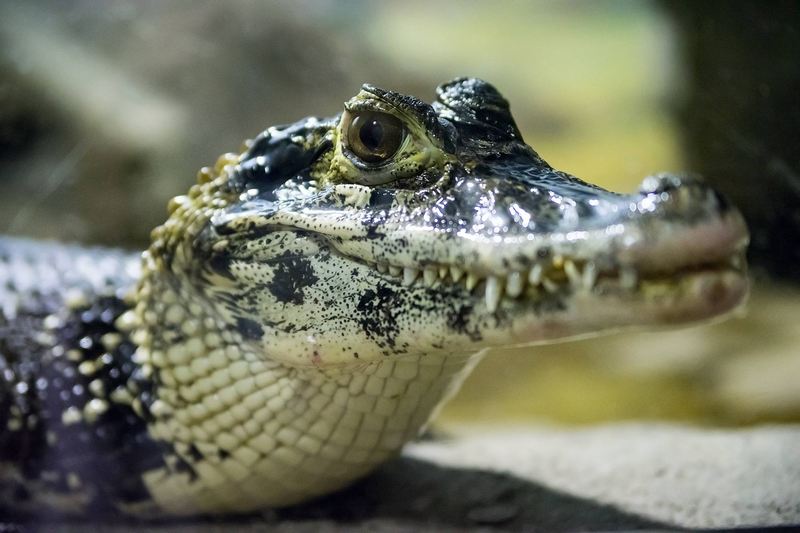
left=359, top=119, right=384, bottom=151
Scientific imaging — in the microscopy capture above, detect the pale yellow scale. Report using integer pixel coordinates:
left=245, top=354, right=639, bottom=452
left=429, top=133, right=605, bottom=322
left=141, top=324, right=482, bottom=514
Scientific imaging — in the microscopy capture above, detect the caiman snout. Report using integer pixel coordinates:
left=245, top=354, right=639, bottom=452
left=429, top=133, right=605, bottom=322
left=635, top=173, right=733, bottom=220
left=622, top=173, right=748, bottom=273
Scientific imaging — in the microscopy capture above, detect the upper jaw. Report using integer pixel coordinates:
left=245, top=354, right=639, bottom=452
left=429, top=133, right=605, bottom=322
left=327, top=173, right=749, bottom=315
left=331, top=170, right=749, bottom=270
left=334, top=208, right=748, bottom=313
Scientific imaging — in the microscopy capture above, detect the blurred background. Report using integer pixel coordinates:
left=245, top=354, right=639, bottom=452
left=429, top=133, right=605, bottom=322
left=0, top=0, right=798, bottom=428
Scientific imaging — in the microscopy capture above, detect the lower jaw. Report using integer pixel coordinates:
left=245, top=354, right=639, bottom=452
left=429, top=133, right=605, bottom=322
left=627, top=267, right=749, bottom=325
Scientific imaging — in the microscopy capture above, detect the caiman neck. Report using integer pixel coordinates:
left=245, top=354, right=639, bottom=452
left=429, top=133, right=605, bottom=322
left=133, top=260, right=483, bottom=511
left=127, top=154, right=485, bottom=513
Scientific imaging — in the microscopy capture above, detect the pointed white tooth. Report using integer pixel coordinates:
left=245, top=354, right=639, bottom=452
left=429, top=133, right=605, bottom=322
left=438, top=266, right=448, bottom=279
left=423, top=267, right=438, bottom=286
left=552, top=254, right=564, bottom=269
left=450, top=266, right=464, bottom=282
left=389, top=265, right=402, bottom=276
left=528, top=264, right=543, bottom=285
left=466, top=273, right=480, bottom=291
left=403, top=267, right=420, bottom=286
left=506, top=271, right=524, bottom=297
left=564, top=260, right=582, bottom=289
left=620, top=266, right=638, bottom=290
left=582, top=261, right=598, bottom=291
left=377, top=263, right=388, bottom=274
left=485, top=276, right=502, bottom=312
left=542, top=276, right=559, bottom=293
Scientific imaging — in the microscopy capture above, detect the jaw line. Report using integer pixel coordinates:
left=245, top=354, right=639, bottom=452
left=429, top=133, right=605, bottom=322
left=504, top=268, right=749, bottom=348
left=329, top=208, right=749, bottom=317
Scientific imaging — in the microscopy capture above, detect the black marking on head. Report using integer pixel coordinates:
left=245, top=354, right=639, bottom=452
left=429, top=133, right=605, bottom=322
left=269, top=252, right=319, bottom=305
left=207, top=252, right=236, bottom=281
left=232, top=119, right=333, bottom=195
left=355, top=285, right=401, bottom=349
left=446, top=303, right=482, bottom=342
left=235, top=316, right=264, bottom=341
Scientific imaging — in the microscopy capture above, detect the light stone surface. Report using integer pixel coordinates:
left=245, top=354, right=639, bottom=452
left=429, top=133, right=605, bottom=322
left=407, top=423, right=800, bottom=529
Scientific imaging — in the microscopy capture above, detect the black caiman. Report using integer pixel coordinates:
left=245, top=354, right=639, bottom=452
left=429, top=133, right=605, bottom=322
left=0, top=78, right=748, bottom=516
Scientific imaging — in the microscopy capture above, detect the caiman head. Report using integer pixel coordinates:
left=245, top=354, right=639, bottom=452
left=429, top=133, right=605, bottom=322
left=145, top=78, right=748, bottom=368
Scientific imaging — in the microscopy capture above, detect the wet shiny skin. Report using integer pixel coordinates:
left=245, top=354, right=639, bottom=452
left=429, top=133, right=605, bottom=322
left=0, top=78, right=747, bottom=515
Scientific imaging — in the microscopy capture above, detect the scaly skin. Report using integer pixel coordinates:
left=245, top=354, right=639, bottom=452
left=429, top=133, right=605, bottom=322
left=0, top=78, right=748, bottom=516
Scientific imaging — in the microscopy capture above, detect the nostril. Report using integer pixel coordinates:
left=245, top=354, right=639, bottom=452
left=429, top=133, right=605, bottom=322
left=634, top=173, right=734, bottom=219
left=638, top=173, right=705, bottom=194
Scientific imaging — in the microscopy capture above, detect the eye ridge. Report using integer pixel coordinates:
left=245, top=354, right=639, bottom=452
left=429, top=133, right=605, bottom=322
left=345, top=110, right=405, bottom=165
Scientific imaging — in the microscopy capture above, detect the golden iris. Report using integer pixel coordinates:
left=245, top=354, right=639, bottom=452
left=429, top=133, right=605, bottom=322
left=343, top=110, right=405, bottom=164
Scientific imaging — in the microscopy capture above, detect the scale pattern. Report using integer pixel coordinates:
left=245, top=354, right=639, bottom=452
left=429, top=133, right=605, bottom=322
left=0, top=238, right=174, bottom=513
left=0, top=238, right=482, bottom=515
left=0, top=78, right=748, bottom=516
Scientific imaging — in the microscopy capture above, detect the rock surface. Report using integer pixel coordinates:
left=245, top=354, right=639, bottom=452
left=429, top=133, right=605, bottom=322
left=7, top=423, right=798, bottom=532
left=406, top=424, right=800, bottom=530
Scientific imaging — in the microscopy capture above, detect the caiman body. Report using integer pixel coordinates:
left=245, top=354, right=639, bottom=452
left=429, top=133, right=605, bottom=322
left=0, top=78, right=748, bottom=516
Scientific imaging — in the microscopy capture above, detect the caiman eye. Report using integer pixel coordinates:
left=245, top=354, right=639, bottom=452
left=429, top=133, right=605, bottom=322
left=343, top=110, right=405, bottom=165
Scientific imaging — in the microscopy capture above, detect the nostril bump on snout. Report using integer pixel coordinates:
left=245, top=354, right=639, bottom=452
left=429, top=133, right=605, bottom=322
left=638, top=173, right=705, bottom=195
left=633, top=173, right=737, bottom=220
left=634, top=173, right=731, bottom=218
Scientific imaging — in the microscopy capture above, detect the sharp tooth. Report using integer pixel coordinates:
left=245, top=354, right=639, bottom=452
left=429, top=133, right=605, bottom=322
left=450, top=266, right=464, bottom=282
left=582, top=261, right=598, bottom=291
left=485, top=276, right=502, bottom=312
left=389, top=265, right=402, bottom=276
left=466, top=273, right=480, bottom=291
left=423, top=267, right=438, bottom=286
left=376, top=263, right=388, bottom=274
left=552, top=254, right=564, bottom=269
left=528, top=264, right=543, bottom=285
left=438, top=266, right=448, bottom=279
left=620, top=267, right=638, bottom=289
left=542, top=276, right=559, bottom=293
left=403, top=267, right=420, bottom=286
left=506, top=271, right=524, bottom=297
left=564, top=260, right=582, bottom=289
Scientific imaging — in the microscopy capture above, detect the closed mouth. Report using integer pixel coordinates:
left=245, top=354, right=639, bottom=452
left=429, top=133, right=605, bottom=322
left=360, top=244, right=747, bottom=313
left=353, top=207, right=749, bottom=313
